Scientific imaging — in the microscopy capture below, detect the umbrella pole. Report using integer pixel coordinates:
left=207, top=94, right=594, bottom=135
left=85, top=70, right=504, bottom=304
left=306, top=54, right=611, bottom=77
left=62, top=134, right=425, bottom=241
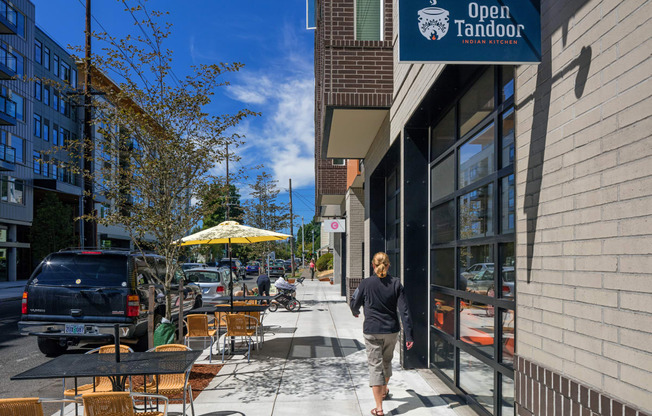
left=229, top=239, right=233, bottom=313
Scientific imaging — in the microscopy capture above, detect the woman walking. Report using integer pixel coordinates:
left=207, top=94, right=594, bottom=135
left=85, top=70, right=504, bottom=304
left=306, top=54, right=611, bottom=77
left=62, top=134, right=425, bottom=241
left=350, top=252, right=414, bottom=416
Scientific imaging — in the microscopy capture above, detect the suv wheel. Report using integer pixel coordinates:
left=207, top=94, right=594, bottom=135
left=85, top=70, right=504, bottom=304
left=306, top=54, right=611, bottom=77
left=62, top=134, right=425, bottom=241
left=37, top=337, right=68, bottom=357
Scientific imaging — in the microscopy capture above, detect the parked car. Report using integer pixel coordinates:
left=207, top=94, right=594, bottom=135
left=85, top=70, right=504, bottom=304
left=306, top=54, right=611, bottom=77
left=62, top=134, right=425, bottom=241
left=18, top=249, right=202, bottom=356
left=217, top=258, right=246, bottom=280
left=283, top=260, right=293, bottom=272
left=245, top=261, right=260, bottom=275
left=181, top=262, right=208, bottom=271
left=184, top=267, right=241, bottom=305
left=268, top=261, right=285, bottom=278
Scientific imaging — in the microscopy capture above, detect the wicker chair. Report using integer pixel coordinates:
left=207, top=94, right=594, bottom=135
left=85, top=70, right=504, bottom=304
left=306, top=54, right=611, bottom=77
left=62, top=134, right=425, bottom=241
left=63, top=345, right=134, bottom=397
left=0, top=397, right=76, bottom=416
left=81, top=392, right=168, bottom=416
left=184, top=314, right=217, bottom=363
left=221, top=313, right=258, bottom=363
left=132, top=344, right=195, bottom=416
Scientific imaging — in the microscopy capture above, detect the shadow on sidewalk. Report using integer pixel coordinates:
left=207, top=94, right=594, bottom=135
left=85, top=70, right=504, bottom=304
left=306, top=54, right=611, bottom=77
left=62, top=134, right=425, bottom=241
left=385, top=389, right=464, bottom=415
left=260, top=335, right=364, bottom=359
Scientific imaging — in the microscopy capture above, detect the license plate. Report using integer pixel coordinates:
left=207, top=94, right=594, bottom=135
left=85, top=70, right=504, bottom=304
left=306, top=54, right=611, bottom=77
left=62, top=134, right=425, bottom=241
left=64, top=324, right=85, bottom=334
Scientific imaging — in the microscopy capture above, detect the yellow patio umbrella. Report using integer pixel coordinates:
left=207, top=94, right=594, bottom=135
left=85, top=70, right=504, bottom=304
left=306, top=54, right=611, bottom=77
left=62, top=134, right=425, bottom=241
left=178, top=221, right=291, bottom=308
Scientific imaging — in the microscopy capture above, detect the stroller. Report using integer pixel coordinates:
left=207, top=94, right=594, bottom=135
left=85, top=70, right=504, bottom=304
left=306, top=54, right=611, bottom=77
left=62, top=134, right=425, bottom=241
left=270, top=277, right=301, bottom=312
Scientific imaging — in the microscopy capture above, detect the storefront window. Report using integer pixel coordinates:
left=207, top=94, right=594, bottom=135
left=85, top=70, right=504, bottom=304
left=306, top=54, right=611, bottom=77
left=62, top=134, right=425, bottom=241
left=431, top=248, right=454, bottom=288
left=431, top=154, right=455, bottom=203
left=459, top=245, right=494, bottom=294
left=501, top=108, right=515, bottom=168
left=500, top=243, right=515, bottom=299
left=433, top=291, right=455, bottom=335
left=501, top=175, right=515, bottom=233
left=459, top=350, right=495, bottom=414
left=500, top=309, right=515, bottom=366
left=459, top=123, right=495, bottom=188
left=431, top=333, right=455, bottom=381
left=459, top=184, right=494, bottom=239
left=502, top=66, right=514, bottom=103
left=459, top=67, right=494, bottom=137
left=460, top=298, right=495, bottom=358
left=431, top=200, right=455, bottom=244
left=431, top=108, right=456, bottom=161
left=501, top=374, right=515, bottom=415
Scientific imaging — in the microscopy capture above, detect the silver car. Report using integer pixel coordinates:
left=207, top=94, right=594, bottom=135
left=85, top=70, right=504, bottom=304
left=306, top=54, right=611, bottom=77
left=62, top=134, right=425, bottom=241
left=184, top=267, right=241, bottom=305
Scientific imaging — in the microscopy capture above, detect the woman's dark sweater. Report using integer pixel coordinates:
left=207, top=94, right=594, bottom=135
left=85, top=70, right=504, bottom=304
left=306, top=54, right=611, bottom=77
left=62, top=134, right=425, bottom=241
left=350, top=274, right=414, bottom=342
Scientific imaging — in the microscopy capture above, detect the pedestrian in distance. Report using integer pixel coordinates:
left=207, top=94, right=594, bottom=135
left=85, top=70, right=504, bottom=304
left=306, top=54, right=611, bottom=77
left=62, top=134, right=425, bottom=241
left=309, top=258, right=316, bottom=280
left=257, top=272, right=271, bottom=305
left=350, top=252, right=414, bottom=416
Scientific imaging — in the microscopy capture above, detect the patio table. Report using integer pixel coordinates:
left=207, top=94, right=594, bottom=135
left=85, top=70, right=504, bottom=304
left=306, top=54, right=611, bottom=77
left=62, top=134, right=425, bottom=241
left=11, top=350, right=202, bottom=392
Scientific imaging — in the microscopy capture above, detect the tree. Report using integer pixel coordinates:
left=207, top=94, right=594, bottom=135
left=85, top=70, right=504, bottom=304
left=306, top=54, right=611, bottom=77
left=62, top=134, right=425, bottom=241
left=57, top=3, right=256, bottom=320
left=296, top=217, right=321, bottom=258
left=243, top=171, right=291, bottom=260
left=29, top=193, right=77, bottom=265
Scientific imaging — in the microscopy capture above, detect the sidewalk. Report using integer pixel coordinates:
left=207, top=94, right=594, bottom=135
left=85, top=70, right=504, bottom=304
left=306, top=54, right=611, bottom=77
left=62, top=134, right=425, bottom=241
left=57, top=272, right=475, bottom=416
left=0, top=280, right=26, bottom=302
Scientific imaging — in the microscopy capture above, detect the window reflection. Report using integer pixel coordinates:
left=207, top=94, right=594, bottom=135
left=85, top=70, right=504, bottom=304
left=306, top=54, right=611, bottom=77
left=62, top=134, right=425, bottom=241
left=460, top=298, right=495, bottom=358
left=501, top=309, right=515, bottom=366
left=501, top=108, right=514, bottom=169
left=460, top=67, right=495, bottom=137
left=459, top=245, right=494, bottom=294
left=459, top=123, right=495, bottom=188
left=431, top=200, right=455, bottom=244
left=499, top=243, right=515, bottom=299
left=431, top=154, right=454, bottom=203
left=433, top=291, right=454, bottom=336
left=460, top=350, right=495, bottom=414
left=501, top=175, right=515, bottom=234
left=431, top=248, right=454, bottom=288
left=431, top=333, right=455, bottom=381
left=502, top=66, right=514, bottom=103
left=431, top=107, right=456, bottom=161
left=459, top=184, right=494, bottom=239
left=502, top=375, right=515, bottom=415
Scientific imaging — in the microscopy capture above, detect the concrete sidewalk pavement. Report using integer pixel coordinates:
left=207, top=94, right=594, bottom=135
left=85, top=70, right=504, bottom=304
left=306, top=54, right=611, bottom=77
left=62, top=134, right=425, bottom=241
left=55, top=273, right=474, bottom=416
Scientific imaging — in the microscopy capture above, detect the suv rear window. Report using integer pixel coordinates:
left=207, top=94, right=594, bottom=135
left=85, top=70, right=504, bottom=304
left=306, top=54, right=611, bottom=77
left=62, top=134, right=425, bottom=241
left=31, top=253, right=129, bottom=287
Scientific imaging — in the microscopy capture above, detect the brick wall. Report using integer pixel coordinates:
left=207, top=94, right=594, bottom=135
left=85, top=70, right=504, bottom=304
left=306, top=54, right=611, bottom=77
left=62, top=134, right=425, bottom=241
left=514, top=0, right=652, bottom=413
left=315, top=0, right=395, bottom=208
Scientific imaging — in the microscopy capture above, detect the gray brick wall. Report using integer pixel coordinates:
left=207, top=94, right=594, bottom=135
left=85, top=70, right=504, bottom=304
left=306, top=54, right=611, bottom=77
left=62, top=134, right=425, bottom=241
left=346, top=186, right=364, bottom=298
left=514, top=0, right=652, bottom=412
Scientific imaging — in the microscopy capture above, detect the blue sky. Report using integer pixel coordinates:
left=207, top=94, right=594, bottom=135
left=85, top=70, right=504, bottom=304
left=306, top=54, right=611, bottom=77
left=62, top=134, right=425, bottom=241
left=33, top=0, right=317, bottom=232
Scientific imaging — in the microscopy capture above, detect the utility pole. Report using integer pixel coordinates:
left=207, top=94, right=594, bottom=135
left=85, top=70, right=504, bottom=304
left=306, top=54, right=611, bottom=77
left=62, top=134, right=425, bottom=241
left=301, top=216, right=305, bottom=267
left=82, top=0, right=96, bottom=248
left=225, top=142, right=229, bottom=260
left=312, top=229, right=315, bottom=258
left=289, top=179, right=295, bottom=277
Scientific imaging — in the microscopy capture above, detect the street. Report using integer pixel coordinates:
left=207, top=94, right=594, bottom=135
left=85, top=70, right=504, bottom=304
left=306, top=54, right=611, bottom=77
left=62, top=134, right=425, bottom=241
left=0, top=299, right=80, bottom=415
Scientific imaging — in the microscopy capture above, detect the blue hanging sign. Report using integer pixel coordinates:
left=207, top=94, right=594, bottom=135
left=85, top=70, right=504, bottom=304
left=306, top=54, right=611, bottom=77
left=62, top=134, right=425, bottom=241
left=399, top=0, right=541, bottom=63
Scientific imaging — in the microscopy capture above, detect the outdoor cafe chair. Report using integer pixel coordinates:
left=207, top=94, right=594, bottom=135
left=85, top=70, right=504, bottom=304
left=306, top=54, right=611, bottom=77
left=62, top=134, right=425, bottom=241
left=133, top=344, right=195, bottom=416
left=221, top=313, right=258, bottom=363
left=63, top=345, right=134, bottom=397
left=81, top=391, right=168, bottom=416
left=0, top=397, right=77, bottom=416
left=184, top=314, right=217, bottom=362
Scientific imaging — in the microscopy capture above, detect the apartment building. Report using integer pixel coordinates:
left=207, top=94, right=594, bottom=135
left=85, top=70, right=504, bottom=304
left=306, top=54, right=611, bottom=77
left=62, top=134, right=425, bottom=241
left=314, top=0, right=652, bottom=415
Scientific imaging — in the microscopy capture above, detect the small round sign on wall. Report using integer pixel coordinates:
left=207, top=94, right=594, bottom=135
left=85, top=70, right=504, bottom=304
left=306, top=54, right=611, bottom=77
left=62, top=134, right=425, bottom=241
left=331, top=222, right=339, bottom=231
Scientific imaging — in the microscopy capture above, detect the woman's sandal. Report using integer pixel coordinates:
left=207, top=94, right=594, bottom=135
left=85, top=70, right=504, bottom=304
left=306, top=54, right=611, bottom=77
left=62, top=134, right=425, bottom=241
left=371, top=409, right=385, bottom=416
left=383, top=388, right=392, bottom=400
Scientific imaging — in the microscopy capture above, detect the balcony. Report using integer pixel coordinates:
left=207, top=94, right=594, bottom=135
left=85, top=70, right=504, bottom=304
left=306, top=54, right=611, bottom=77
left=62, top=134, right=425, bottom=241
left=0, top=143, right=15, bottom=171
left=0, top=95, right=16, bottom=125
left=0, top=1, right=18, bottom=35
left=315, top=1, right=394, bottom=160
left=0, top=49, right=17, bottom=79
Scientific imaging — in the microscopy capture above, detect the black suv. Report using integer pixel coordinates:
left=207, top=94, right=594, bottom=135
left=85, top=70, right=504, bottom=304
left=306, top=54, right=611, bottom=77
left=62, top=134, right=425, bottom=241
left=18, top=249, right=202, bottom=356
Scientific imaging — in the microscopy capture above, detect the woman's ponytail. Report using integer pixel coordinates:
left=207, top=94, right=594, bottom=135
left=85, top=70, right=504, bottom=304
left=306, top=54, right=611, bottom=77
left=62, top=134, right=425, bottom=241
left=372, top=252, right=390, bottom=278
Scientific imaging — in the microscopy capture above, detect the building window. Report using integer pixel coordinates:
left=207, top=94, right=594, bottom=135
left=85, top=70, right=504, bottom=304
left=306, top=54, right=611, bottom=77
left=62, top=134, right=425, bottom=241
left=43, top=46, right=50, bottom=70
left=1, top=176, right=24, bottom=205
left=43, top=120, right=49, bottom=142
left=43, top=86, right=50, bottom=105
left=34, top=40, right=42, bottom=64
left=53, top=54, right=59, bottom=77
left=33, top=114, right=41, bottom=138
left=52, top=159, right=58, bottom=179
left=33, top=151, right=41, bottom=175
left=11, top=135, right=23, bottom=163
left=356, top=0, right=381, bottom=41
left=53, top=123, right=59, bottom=145
left=332, top=158, right=345, bottom=166
left=62, top=128, right=70, bottom=146
left=34, top=80, right=42, bottom=101
left=429, top=66, right=515, bottom=416
left=61, top=62, right=70, bottom=83
left=71, top=68, right=77, bottom=87
left=53, top=90, right=59, bottom=111
left=10, top=92, right=23, bottom=121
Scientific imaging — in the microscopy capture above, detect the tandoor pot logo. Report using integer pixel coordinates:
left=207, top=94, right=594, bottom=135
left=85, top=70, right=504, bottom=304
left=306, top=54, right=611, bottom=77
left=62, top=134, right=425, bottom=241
left=418, top=0, right=449, bottom=40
